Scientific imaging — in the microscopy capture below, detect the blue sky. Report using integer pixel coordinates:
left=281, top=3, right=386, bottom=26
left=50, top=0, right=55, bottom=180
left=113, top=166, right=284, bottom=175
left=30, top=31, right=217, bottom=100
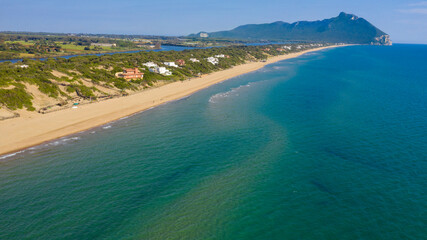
left=1, top=0, right=426, bottom=43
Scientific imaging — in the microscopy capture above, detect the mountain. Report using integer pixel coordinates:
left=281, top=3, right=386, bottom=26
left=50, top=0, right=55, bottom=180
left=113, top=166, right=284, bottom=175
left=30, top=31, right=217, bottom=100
left=189, top=12, right=391, bottom=45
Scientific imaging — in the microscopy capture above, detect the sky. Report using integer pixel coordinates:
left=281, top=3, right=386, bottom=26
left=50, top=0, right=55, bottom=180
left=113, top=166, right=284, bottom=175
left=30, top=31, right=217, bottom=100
left=1, top=0, right=427, bottom=44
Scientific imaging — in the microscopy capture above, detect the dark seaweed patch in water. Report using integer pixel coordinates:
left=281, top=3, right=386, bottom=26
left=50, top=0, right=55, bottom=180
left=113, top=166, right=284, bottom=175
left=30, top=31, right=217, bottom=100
left=323, top=147, right=387, bottom=171
left=70, top=165, right=196, bottom=239
left=136, top=165, right=195, bottom=202
left=310, top=179, right=335, bottom=195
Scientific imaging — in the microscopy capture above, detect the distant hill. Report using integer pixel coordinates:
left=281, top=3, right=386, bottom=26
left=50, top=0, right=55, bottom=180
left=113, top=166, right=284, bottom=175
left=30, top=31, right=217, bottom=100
left=189, top=12, right=391, bottom=45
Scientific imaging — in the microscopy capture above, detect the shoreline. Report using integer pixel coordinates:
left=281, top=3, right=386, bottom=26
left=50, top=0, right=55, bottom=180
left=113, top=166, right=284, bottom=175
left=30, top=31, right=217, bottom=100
left=0, top=45, right=345, bottom=157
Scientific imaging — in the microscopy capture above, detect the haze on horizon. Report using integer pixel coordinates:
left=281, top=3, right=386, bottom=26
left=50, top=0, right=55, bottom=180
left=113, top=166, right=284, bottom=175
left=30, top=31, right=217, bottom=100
left=1, top=0, right=426, bottom=44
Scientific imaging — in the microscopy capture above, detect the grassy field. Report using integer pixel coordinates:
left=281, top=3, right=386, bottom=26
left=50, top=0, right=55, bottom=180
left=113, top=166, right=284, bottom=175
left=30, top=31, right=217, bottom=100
left=6, top=40, right=113, bottom=51
left=2, top=40, right=141, bottom=59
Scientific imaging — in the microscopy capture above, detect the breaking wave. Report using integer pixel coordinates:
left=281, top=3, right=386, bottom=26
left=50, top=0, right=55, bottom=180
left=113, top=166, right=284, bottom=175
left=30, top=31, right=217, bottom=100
left=209, top=83, right=253, bottom=103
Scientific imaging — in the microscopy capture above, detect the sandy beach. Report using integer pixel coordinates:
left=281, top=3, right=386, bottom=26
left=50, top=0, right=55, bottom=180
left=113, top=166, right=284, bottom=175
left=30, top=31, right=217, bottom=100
left=0, top=46, right=341, bottom=156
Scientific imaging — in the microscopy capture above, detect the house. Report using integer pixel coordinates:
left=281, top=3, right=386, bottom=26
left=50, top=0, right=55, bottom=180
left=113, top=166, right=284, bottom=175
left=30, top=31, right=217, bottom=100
left=215, top=54, right=225, bottom=58
left=189, top=58, right=200, bottom=63
left=206, top=57, right=219, bottom=65
left=19, top=64, right=29, bottom=68
left=143, top=62, right=158, bottom=68
left=150, top=67, right=172, bottom=76
left=164, top=62, right=179, bottom=67
left=176, top=59, right=185, bottom=66
left=157, top=67, right=172, bottom=76
left=115, top=68, right=144, bottom=80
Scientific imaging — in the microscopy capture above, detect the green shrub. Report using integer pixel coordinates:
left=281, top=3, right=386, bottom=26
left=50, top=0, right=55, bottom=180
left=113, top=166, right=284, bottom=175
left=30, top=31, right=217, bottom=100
left=0, top=87, right=34, bottom=111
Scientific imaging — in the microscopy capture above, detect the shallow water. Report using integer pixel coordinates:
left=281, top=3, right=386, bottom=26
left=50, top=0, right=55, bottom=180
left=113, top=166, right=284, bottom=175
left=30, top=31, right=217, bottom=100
left=0, top=44, right=426, bottom=239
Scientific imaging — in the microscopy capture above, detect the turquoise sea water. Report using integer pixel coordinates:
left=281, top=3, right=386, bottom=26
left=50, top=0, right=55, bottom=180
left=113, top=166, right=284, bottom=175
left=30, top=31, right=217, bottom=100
left=0, top=45, right=426, bottom=239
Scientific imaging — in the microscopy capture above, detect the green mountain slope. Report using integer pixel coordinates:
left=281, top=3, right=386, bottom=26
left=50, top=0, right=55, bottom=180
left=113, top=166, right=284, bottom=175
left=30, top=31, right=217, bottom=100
left=190, top=12, right=391, bottom=45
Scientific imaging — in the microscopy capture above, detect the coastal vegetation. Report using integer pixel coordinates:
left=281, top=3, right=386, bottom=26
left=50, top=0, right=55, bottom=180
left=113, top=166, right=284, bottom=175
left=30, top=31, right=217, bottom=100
left=0, top=33, right=154, bottom=60
left=0, top=32, right=247, bottom=60
left=0, top=43, right=329, bottom=116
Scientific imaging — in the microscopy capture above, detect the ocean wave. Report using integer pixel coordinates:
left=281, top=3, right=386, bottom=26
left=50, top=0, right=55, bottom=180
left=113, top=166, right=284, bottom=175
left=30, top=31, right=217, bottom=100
left=102, top=125, right=112, bottom=129
left=44, top=137, right=81, bottom=147
left=0, top=150, right=25, bottom=160
left=209, top=83, right=253, bottom=103
left=0, top=136, right=82, bottom=160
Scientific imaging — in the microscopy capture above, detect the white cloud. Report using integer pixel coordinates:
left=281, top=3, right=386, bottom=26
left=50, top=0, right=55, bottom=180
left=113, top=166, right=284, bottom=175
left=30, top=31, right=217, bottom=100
left=409, top=1, right=427, bottom=7
left=399, top=8, right=427, bottom=14
left=399, top=2, right=427, bottom=14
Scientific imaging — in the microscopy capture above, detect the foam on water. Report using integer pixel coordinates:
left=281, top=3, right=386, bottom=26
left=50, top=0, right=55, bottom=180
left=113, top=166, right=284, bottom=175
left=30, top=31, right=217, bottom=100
left=0, top=136, right=82, bottom=160
left=0, top=151, right=25, bottom=160
left=209, top=83, right=253, bottom=103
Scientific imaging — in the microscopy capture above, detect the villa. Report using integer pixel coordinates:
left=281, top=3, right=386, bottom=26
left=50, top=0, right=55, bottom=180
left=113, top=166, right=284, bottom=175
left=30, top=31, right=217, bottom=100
left=115, top=68, right=144, bottom=80
left=189, top=58, right=200, bottom=63
left=206, top=57, right=219, bottom=65
left=150, top=67, right=172, bottom=76
left=176, top=59, right=186, bottom=66
left=164, top=62, right=179, bottom=67
left=143, top=62, right=158, bottom=68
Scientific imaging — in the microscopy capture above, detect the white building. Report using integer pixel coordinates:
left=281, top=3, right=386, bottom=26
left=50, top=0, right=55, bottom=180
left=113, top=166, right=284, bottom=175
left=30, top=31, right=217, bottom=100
left=143, top=62, right=158, bottom=68
left=215, top=54, right=225, bottom=58
left=19, top=64, right=29, bottom=68
left=206, top=57, right=219, bottom=65
left=199, top=32, right=209, bottom=38
left=164, top=62, right=179, bottom=67
left=189, top=58, right=200, bottom=63
left=151, top=67, right=172, bottom=76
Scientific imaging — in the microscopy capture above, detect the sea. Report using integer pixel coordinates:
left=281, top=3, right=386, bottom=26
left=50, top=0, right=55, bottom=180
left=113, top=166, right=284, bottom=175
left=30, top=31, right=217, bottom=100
left=0, top=44, right=426, bottom=239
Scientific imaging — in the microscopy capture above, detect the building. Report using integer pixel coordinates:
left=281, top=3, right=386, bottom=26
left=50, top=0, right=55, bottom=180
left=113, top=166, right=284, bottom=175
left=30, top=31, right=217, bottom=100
left=19, top=64, right=29, bottom=68
left=189, top=58, right=200, bottom=63
left=150, top=67, right=172, bottom=76
left=164, top=62, right=179, bottom=67
left=215, top=54, right=225, bottom=58
left=199, top=32, right=209, bottom=38
left=157, top=67, right=172, bottom=76
left=176, top=59, right=185, bottom=66
left=91, top=43, right=117, bottom=47
left=115, top=68, right=144, bottom=80
left=206, top=57, right=219, bottom=65
left=143, top=62, right=158, bottom=68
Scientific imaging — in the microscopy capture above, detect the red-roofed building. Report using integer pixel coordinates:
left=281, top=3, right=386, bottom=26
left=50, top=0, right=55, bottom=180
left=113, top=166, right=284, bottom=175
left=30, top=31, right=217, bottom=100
left=116, top=68, right=144, bottom=80
left=176, top=59, right=185, bottom=66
